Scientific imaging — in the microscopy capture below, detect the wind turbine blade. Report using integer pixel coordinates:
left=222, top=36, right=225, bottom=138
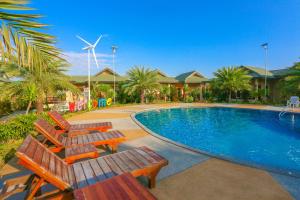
left=76, top=35, right=92, bottom=46
left=93, top=35, right=102, bottom=47
left=92, top=48, right=99, bottom=68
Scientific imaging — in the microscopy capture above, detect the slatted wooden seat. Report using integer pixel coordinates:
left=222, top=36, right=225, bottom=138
left=73, top=173, right=157, bottom=200
left=34, top=119, right=126, bottom=153
left=48, top=111, right=112, bottom=132
left=65, top=144, right=99, bottom=164
left=16, top=135, right=168, bottom=199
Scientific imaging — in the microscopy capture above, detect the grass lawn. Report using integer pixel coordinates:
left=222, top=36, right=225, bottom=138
left=0, top=139, right=23, bottom=169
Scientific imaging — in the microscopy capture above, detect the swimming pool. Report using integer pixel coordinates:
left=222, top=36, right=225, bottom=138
left=135, top=107, right=300, bottom=176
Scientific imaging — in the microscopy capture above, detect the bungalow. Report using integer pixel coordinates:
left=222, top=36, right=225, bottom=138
left=70, top=67, right=209, bottom=100
left=240, top=66, right=294, bottom=102
left=69, top=66, right=294, bottom=103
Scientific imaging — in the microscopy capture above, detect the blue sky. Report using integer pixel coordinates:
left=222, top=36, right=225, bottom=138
left=31, top=0, right=300, bottom=78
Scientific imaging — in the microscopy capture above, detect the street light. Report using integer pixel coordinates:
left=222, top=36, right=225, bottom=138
left=112, top=45, right=118, bottom=104
left=261, top=43, right=268, bottom=99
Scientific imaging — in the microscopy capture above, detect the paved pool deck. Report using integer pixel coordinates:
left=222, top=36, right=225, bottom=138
left=1, top=103, right=300, bottom=199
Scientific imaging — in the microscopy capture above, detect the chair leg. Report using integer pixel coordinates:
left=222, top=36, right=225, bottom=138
left=26, top=177, right=44, bottom=200
left=148, top=168, right=160, bottom=188
left=109, top=143, right=118, bottom=153
left=49, top=146, right=64, bottom=153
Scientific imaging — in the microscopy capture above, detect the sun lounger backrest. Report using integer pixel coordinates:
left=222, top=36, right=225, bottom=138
left=16, top=135, right=70, bottom=190
left=34, top=119, right=64, bottom=147
left=48, top=111, right=71, bottom=131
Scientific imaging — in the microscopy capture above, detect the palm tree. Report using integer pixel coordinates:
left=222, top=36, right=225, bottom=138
left=160, top=85, right=170, bottom=102
left=0, top=0, right=62, bottom=68
left=123, top=66, right=159, bottom=103
left=92, top=83, right=114, bottom=99
left=213, top=66, right=251, bottom=102
left=2, top=61, right=79, bottom=113
left=285, top=62, right=300, bottom=91
left=0, top=0, right=74, bottom=113
left=183, top=83, right=189, bottom=101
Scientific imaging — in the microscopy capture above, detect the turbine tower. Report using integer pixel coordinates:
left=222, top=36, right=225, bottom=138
left=77, top=35, right=102, bottom=109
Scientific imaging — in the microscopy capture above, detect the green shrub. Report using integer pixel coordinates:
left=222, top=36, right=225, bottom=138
left=185, top=96, right=194, bottom=103
left=0, top=114, right=38, bottom=143
left=0, top=99, right=12, bottom=117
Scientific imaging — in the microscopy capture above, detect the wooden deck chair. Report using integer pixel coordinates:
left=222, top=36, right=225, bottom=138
left=16, top=135, right=168, bottom=199
left=34, top=119, right=126, bottom=153
left=48, top=111, right=112, bottom=132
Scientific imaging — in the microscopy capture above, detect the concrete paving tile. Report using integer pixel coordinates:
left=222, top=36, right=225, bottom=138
left=270, top=172, right=300, bottom=200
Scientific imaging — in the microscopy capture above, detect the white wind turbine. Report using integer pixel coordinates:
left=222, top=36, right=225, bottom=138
left=76, top=35, right=102, bottom=108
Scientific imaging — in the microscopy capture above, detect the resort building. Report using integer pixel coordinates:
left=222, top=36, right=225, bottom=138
left=70, top=67, right=209, bottom=100
left=69, top=66, right=295, bottom=102
left=240, top=66, right=294, bottom=102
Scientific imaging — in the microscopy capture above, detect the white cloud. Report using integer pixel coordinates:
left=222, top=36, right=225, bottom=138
left=63, top=51, right=113, bottom=75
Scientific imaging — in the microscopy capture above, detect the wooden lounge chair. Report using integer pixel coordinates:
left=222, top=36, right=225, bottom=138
left=16, top=135, right=168, bottom=199
left=48, top=111, right=112, bottom=132
left=34, top=119, right=126, bottom=153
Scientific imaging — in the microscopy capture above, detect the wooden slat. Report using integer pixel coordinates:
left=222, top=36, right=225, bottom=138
left=56, top=158, right=63, bottom=179
left=62, top=164, right=69, bottom=183
left=81, top=161, right=97, bottom=185
left=49, top=154, right=56, bottom=175
left=115, top=152, right=139, bottom=171
left=110, top=154, right=131, bottom=172
left=99, top=132, right=109, bottom=140
left=96, top=158, right=115, bottom=178
left=72, top=163, right=88, bottom=189
left=134, top=149, right=157, bottom=164
left=41, top=149, right=51, bottom=170
left=73, top=173, right=156, bottom=200
left=121, top=174, right=156, bottom=199
left=72, top=137, right=78, bottom=145
left=17, top=136, right=32, bottom=153
left=82, top=135, right=89, bottom=144
left=67, top=166, right=76, bottom=189
left=87, top=134, right=94, bottom=143
left=24, top=139, right=38, bottom=159
left=91, top=132, right=100, bottom=142
left=139, top=147, right=166, bottom=162
left=77, top=135, right=84, bottom=144
left=128, top=151, right=150, bottom=166
left=116, top=175, right=142, bottom=199
left=123, top=151, right=147, bottom=168
left=102, top=156, right=123, bottom=175
left=32, top=144, right=45, bottom=165
left=88, top=159, right=107, bottom=181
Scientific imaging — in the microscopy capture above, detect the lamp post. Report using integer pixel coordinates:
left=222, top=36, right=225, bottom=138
left=261, top=43, right=268, bottom=99
left=112, top=45, right=118, bottom=104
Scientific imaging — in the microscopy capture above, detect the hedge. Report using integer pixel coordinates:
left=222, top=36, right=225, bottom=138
left=0, top=113, right=54, bottom=144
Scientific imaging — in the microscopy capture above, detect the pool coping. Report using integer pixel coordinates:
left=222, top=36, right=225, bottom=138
left=131, top=105, right=300, bottom=178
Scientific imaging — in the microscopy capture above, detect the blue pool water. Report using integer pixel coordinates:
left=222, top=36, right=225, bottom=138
left=135, top=107, right=300, bottom=176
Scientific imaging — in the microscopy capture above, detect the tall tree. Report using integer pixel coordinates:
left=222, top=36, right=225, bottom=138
left=123, top=66, right=159, bottom=103
left=92, top=83, right=114, bottom=99
left=285, top=62, right=300, bottom=91
left=213, top=66, right=251, bottom=102
left=0, top=0, right=75, bottom=113
left=160, top=85, right=170, bottom=102
left=2, top=61, right=78, bottom=113
left=0, top=0, right=61, bottom=68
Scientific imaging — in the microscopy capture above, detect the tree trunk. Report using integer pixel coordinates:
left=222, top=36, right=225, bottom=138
left=36, top=98, right=44, bottom=114
left=25, top=101, right=32, bottom=114
left=140, top=90, right=145, bottom=104
left=228, top=91, right=232, bottom=102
